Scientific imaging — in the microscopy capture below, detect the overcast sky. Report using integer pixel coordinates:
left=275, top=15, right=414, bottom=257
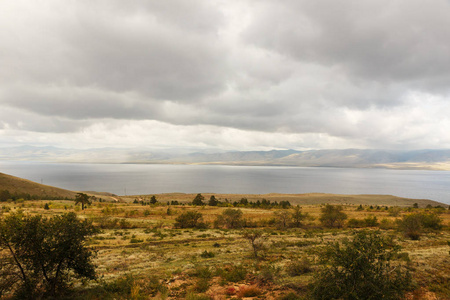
left=1, top=0, right=450, bottom=151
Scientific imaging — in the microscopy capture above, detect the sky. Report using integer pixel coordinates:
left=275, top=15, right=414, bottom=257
left=1, top=0, right=450, bottom=152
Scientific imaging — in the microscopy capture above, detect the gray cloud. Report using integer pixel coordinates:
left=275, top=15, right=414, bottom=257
left=1, top=0, right=450, bottom=150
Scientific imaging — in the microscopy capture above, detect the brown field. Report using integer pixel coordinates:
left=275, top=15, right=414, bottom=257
left=1, top=193, right=449, bottom=299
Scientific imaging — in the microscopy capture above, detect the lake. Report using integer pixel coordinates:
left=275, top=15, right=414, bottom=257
left=1, top=161, right=449, bottom=204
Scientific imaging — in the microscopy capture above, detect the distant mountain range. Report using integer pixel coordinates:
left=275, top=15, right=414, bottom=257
left=1, top=146, right=450, bottom=170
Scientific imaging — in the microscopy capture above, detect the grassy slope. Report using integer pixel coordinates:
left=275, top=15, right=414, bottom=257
left=0, top=172, right=77, bottom=199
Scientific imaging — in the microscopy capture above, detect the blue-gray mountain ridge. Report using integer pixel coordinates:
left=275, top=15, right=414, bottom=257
left=1, top=146, right=450, bottom=170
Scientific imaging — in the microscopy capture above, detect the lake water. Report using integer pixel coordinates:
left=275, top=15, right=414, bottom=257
left=1, top=161, right=450, bottom=204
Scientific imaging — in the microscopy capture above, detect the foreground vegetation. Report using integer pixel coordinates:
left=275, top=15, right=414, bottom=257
left=1, top=193, right=449, bottom=299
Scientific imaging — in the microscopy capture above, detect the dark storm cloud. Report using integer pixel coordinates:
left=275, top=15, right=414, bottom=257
left=1, top=0, right=450, bottom=149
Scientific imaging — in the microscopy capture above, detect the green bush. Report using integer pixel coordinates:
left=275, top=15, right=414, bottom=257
left=200, top=250, right=215, bottom=258
left=217, top=264, right=247, bottom=283
left=310, top=230, right=412, bottom=300
left=257, top=264, right=281, bottom=284
left=399, top=212, right=443, bottom=240
left=278, top=292, right=302, bottom=300
left=174, top=211, right=207, bottom=229
left=347, top=218, right=365, bottom=228
left=286, top=257, right=313, bottom=276
left=214, top=208, right=244, bottom=229
left=319, top=204, right=347, bottom=228
left=364, top=215, right=379, bottom=227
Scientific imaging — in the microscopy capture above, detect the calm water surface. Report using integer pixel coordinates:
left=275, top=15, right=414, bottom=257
left=1, top=161, right=449, bottom=204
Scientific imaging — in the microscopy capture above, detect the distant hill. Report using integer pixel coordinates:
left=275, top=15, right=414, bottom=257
left=0, top=172, right=77, bottom=199
left=2, top=146, right=450, bottom=170
left=124, top=192, right=448, bottom=208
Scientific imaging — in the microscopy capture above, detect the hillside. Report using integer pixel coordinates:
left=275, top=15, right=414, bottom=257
left=0, top=172, right=77, bottom=199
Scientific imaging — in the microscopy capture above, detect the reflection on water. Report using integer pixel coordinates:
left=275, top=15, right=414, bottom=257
left=1, top=161, right=449, bottom=204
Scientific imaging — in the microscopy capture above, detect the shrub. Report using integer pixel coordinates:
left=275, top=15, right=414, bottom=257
left=103, top=274, right=135, bottom=295
left=174, top=211, right=207, bottom=229
left=257, top=264, right=281, bottom=284
left=130, top=238, right=143, bottom=243
left=310, top=230, right=412, bottom=300
left=286, top=257, right=313, bottom=276
left=319, top=204, right=347, bottom=228
left=185, top=292, right=211, bottom=300
left=347, top=218, right=365, bottom=228
left=388, top=206, right=402, bottom=217
left=278, top=291, right=302, bottom=300
left=237, top=285, right=261, bottom=297
left=218, top=264, right=247, bottom=283
left=242, top=230, right=267, bottom=259
left=420, top=212, right=443, bottom=230
left=214, top=208, right=244, bottom=229
left=364, top=215, right=379, bottom=227
left=200, top=250, right=215, bottom=258
left=291, top=205, right=307, bottom=228
left=379, top=218, right=396, bottom=230
left=399, top=212, right=443, bottom=240
left=191, top=266, right=213, bottom=279
left=193, top=278, right=210, bottom=293
left=274, top=210, right=292, bottom=229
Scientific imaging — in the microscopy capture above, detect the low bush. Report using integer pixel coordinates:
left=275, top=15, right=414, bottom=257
left=364, top=215, right=379, bottom=227
left=347, top=218, right=365, bottom=228
left=217, top=264, right=247, bottom=283
left=174, top=211, right=208, bottom=229
left=319, top=204, right=347, bottom=228
left=286, top=257, right=313, bottom=276
left=399, top=212, right=443, bottom=240
left=237, top=285, right=261, bottom=297
left=278, top=291, right=302, bottom=300
left=257, top=264, right=281, bottom=284
left=200, top=250, right=215, bottom=258
left=310, top=230, right=412, bottom=300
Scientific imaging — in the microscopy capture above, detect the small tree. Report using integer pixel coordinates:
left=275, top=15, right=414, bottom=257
left=214, top=208, right=244, bottom=229
left=311, top=230, right=412, bottom=300
left=75, top=192, right=91, bottom=210
left=150, top=195, right=158, bottom=205
left=319, top=204, right=347, bottom=228
left=273, top=210, right=292, bottom=229
left=0, top=212, right=98, bottom=298
left=192, top=194, right=205, bottom=206
left=291, top=205, right=306, bottom=228
left=174, top=211, right=206, bottom=228
left=242, top=230, right=267, bottom=259
left=208, top=195, right=219, bottom=206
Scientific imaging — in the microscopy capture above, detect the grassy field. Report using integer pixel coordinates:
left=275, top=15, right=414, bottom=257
left=1, top=192, right=449, bottom=299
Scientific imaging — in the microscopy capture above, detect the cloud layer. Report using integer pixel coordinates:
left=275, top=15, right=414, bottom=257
left=1, top=0, right=450, bottom=150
